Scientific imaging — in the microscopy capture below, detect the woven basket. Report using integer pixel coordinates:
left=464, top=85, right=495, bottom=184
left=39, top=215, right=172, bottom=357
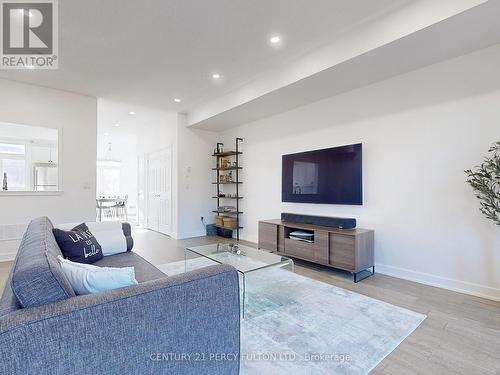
left=222, top=217, right=238, bottom=229
left=215, top=216, right=225, bottom=226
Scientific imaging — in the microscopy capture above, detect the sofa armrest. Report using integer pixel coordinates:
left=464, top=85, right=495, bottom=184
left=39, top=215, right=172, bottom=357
left=0, top=265, right=240, bottom=375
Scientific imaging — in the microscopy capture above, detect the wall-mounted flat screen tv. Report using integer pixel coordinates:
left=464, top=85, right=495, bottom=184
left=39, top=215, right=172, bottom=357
left=282, top=143, right=362, bottom=205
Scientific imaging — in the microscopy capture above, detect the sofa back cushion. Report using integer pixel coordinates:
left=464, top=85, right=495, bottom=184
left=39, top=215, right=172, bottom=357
left=10, top=217, right=76, bottom=309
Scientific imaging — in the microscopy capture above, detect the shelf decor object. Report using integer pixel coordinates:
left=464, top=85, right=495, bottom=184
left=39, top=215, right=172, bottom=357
left=213, top=138, right=243, bottom=239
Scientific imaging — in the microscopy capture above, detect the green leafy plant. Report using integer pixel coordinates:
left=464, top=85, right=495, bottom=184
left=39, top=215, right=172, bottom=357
left=465, top=141, right=500, bottom=225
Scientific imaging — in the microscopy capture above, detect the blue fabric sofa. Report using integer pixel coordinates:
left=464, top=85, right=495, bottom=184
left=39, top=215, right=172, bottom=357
left=0, top=217, right=240, bottom=375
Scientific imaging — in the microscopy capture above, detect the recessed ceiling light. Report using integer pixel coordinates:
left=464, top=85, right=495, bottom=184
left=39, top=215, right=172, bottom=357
left=174, top=98, right=182, bottom=103
left=128, top=111, right=136, bottom=115
left=212, top=73, right=221, bottom=79
left=114, top=123, right=120, bottom=127
left=270, top=35, right=281, bottom=44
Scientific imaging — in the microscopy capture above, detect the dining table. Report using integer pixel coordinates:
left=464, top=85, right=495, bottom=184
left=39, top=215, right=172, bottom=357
left=96, top=197, right=127, bottom=221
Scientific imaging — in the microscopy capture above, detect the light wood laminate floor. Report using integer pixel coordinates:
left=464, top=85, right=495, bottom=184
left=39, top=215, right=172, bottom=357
left=1, top=229, right=499, bottom=374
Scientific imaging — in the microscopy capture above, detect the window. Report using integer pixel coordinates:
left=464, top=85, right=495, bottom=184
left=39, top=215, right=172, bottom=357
left=96, top=162, right=121, bottom=197
left=0, top=142, right=26, bottom=191
left=0, top=143, right=25, bottom=155
left=2, top=159, right=26, bottom=189
left=0, top=122, right=59, bottom=192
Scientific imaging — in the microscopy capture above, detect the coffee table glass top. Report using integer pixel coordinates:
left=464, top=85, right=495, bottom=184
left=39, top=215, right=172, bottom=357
left=186, top=243, right=292, bottom=273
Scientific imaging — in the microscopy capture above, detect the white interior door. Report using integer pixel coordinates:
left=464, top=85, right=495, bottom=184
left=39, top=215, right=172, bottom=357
left=137, top=154, right=146, bottom=227
left=146, top=147, right=172, bottom=235
left=157, top=148, right=172, bottom=234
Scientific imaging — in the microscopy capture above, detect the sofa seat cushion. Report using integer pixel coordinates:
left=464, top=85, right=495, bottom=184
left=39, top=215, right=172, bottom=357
left=11, top=217, right=76, bottom=309
left=92, top=252, right=166, bottom=283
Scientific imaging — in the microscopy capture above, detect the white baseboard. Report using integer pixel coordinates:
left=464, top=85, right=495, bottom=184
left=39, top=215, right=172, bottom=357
left=376, top=263, right=500, bottom=302
left=175, top=230, right=207, bottom=240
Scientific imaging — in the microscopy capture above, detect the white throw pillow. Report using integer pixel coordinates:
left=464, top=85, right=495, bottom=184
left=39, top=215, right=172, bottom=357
left=58, top=256, right=138, bottom=295
left=85, top=222, right=128, bottom=256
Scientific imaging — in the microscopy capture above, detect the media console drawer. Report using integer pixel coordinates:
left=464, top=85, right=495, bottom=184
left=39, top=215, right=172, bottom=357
left=284, top=238, right=314, bottom=259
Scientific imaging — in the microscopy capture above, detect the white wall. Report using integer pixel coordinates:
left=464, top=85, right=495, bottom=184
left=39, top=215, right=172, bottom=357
left=220, top=44, right=500, bottom=301
left=176, top=114, right=218, bottom=239
left=0, top=79, right=97, bottom=259
left=135, top=113, right=178, bottom=156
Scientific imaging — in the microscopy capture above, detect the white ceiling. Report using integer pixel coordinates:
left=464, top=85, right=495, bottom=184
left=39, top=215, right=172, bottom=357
left=187, top=0, right=500, bottom=130
left=0, top=0, right=411, bottom=112
left=96, top=99, right=177, bottom=154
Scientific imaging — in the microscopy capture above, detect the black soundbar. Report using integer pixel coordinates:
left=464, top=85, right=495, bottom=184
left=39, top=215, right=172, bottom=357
left=281, top=213, right=356, bottom=229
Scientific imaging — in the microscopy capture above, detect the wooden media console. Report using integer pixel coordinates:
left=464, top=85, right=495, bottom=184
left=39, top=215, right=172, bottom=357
left=258, top=219, right=375, bottom=282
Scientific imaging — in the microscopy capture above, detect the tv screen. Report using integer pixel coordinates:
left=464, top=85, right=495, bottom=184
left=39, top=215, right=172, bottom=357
left=282, top=143, right=362, bottom=205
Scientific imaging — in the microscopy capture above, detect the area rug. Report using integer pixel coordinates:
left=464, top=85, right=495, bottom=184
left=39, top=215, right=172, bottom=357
left=157, top=258, right=426, bottom=375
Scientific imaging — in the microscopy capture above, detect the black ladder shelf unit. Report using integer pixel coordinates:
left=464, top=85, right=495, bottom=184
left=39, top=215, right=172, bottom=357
left=212, top=138, right=243, bottom=240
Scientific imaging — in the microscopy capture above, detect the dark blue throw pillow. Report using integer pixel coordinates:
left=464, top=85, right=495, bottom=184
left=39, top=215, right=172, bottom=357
left=53, top=223, right=103, bottom=264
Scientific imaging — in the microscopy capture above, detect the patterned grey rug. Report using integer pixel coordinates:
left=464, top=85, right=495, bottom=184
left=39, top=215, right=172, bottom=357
left=158, top=258, right=426, bottom=375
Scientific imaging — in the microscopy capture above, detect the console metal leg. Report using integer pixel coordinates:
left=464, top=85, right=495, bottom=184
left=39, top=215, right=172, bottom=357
left=353, top=266, right=375, bottom=283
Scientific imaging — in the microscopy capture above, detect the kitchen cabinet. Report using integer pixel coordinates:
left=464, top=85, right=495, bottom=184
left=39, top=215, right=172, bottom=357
left=32, top=146, right=58, bottom=164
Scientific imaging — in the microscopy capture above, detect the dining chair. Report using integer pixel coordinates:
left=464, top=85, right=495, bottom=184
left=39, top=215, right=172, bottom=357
left=115, top=195, right=128, bottom=220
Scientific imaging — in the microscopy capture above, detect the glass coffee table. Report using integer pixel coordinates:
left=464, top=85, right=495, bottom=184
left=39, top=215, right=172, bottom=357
left=185, top=243, right=294, bottom=317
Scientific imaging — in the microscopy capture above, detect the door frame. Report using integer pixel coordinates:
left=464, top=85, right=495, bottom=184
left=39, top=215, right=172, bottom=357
left=137, top=153, right=146, bottom=228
